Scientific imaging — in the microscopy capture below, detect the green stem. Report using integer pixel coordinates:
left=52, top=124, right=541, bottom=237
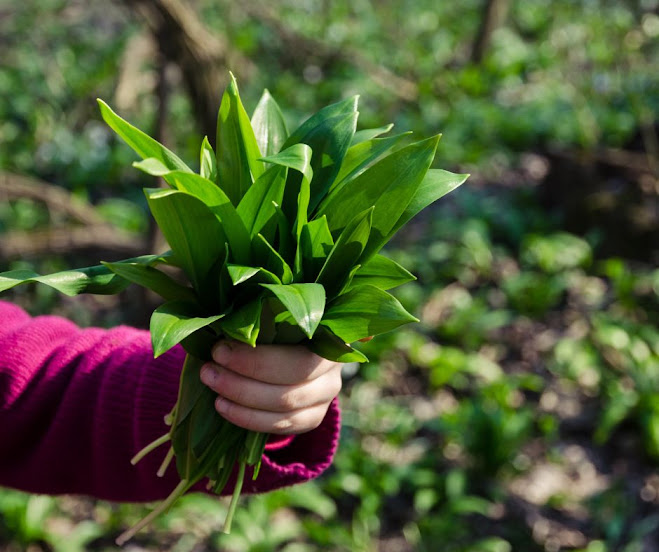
left=223, top=461, right=246, bottom=534
left=115, top=478, right=188, bottom=546
left=130, top=432, right=170, bottom=465
left=157, top=446, right=175, bottom=477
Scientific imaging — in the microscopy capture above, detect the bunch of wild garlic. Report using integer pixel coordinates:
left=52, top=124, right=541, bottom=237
left=0, top=74, right=467, bottom=542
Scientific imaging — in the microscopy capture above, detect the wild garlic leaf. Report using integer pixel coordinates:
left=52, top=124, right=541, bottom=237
left=350, top=123, right=394, bottom=146
left=316, top=207, right=373, bottom=298
left=309, top=326, right=369, bottom=363
left=200, top=136, right=218, bottom=183
left=331, top=132, right=412, bottom=193
left=101, top=261, right=196, bottom=302
left=159, top=171, right=251, bottom=265
left=0, top=254, right=166, bottom=296
left=281, top=96, right=358, bottom=220
left=300, top=215, right=334, bottom=281
left=227, top=265, right=282, bottom=286
left=253, top=234, right=294, bottom=284
left=216, top=74, right=264, bottom=206
left=97, top=100, right=192, bottom=175
left=388, top=168, right=470, bottom=239
left=150, top=300, right=224, bottom=357
left=237, top=164, right=287, bottom=237
left=349, top=254, right=416, bottom=291
left=217, top=299, right=263, bottom=346
left=261, top=283, right=326, bottom=339
left=145, top=188, right=226, bottom=293
left=321, top=284, right=418, bottom=343
left=251, top=89, right=288, bottom=157
left=316, top=135, right=440, bottom=261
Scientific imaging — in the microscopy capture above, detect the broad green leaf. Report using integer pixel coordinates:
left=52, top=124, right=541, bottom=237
left=332, top=132, right=412, bottom=192
left=300, top=216, right=334, bottom=281
left=251, top=89, right=288, bottom=157
left=0, top=254, right=165, bottom=296
left=316, top=135, right=440, bottom=261
left=150, top=300, right=224, bottom=357
left=316, top=207, right=373, bottom=298
left=259, top=144, right=314, bottom=274
left=97, top=100, right=192, bottom=175
left=101, top=261, right=196, bottom=302
left=217, top=299, right=263, bottom=346
left=236, top=164, right=287, bottom=237
left=145, top=188, right=226, bottom=292
left=227, top=265, right=281, bottom=286
left=133, top=157, right=170, bottom=176
left=200, top=136, right=218, bottom=183
left=388, top=169, right=469, bottom=238
left=216, top=74, right=264, bottom=206
left=351, top=123, right=394, bottom=145
left=282, top=96, right=358, bottom=218
left=349, top=254, right=416, bottom=290
left=261, top=283, right=326, bottom=339
left=253, top=234, right=294, bottom=284
left=284, top=95, right=358, bottom=148
left=156, top=171, right=251, bottom=265
left=321, top=284, right=418, bottom=343
left=309, top=326, right=369, bottom=363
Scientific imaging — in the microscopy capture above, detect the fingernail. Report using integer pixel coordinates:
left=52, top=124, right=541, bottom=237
left=212, top=342, right=231, bottom=365
left=200, top=364, right=216, bottom=385
left=215, top=396, right=228, bottom=415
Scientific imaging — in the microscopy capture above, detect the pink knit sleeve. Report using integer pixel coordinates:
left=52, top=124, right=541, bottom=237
left=0, top=300, right=340, bottom=502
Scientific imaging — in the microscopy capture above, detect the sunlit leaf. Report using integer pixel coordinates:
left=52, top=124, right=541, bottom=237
left=251, top=89, right=288, bottom=156
left=261, top=283, right=326, bottom=339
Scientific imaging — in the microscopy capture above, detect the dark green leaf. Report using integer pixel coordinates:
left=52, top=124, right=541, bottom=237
left=161, top=171, right=251, bottom=265
left=388, top=169, right=469, bottom=239
left=251, top=89, right=288, bottom=156
left=332, top=132, right=412, bottom=193
left=150, top=301, right=224, bottom=357
left=316, top=135, right=440, bottom=261
left=349, top=254, right=416, bottom=290
left=216, top=74, right=264, bottom=206
left=236, top=164, right=287, bottom=237
left=261, top=283, right=326, bottom=339
left=217, top=299, right=263, bottom=346
left=309, top=326, right=369, bottom=363
left=281, top=96, right=358, bottom=219
left=316, top=207, right=373, bottom=298
left=253, top=234, right=294, bottom=284
left=321, top=284, right=418, bottom=343
left=101, top=261, right=196, bottom=302
left=145, top=188, right=226, bottom=292
left=300, top=216, right=334, bottom=281
left=97, top=100, right=192, bottom=175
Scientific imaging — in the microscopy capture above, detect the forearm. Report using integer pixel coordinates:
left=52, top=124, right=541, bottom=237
left=0, top=301, right=340, bottom=502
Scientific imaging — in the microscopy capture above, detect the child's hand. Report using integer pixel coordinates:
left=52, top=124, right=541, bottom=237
left=200, top=341, right=342, bottom=435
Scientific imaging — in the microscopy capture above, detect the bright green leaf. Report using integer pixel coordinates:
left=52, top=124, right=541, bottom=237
left=388, top=168, right=469, bottom=239
left=218, top=299, right=263, bottom=346
left=261, top=283, right=326, bottom=339
left=321, top=284, right=418, bottom=342
left=150, top=300, right=224, bottom=357
left=316, top=207, right=373, bottom=298
left=101, top=261, right=196, bottom=302
left=145, top=188, right=226, bottom=292
left=97, top=99, right=192, bottom=175
left=236, top=164, right=287, bottom=237
left=351, top=123, right=394, bottom=145
left=216, top=74, right=264, bottom=206
left=300, top=216, right=334, bottom=281
left=200, top=136, right=218, bottom=183
left=309, top=326, right=369, bottom=363
left=253, top=234, right=294, bottom=284
left=350, top=254, right=416, bottom=290
left=251, top=89, right=288, bottom=157
left=227, top=264, right=282, bottom=286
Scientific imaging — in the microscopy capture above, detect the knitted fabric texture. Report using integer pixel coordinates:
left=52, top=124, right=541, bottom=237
left=0, top=300, right=340, bottom=502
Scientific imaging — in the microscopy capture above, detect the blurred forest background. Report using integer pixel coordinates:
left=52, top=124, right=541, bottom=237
left=1, top=0, right=658, bottom=550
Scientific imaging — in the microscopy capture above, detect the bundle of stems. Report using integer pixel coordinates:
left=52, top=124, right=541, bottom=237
left=0, top=74, right=468, bottom=542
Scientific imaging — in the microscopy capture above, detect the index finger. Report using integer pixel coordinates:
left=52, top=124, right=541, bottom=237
left=210, top=340, right=338, bottom=385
